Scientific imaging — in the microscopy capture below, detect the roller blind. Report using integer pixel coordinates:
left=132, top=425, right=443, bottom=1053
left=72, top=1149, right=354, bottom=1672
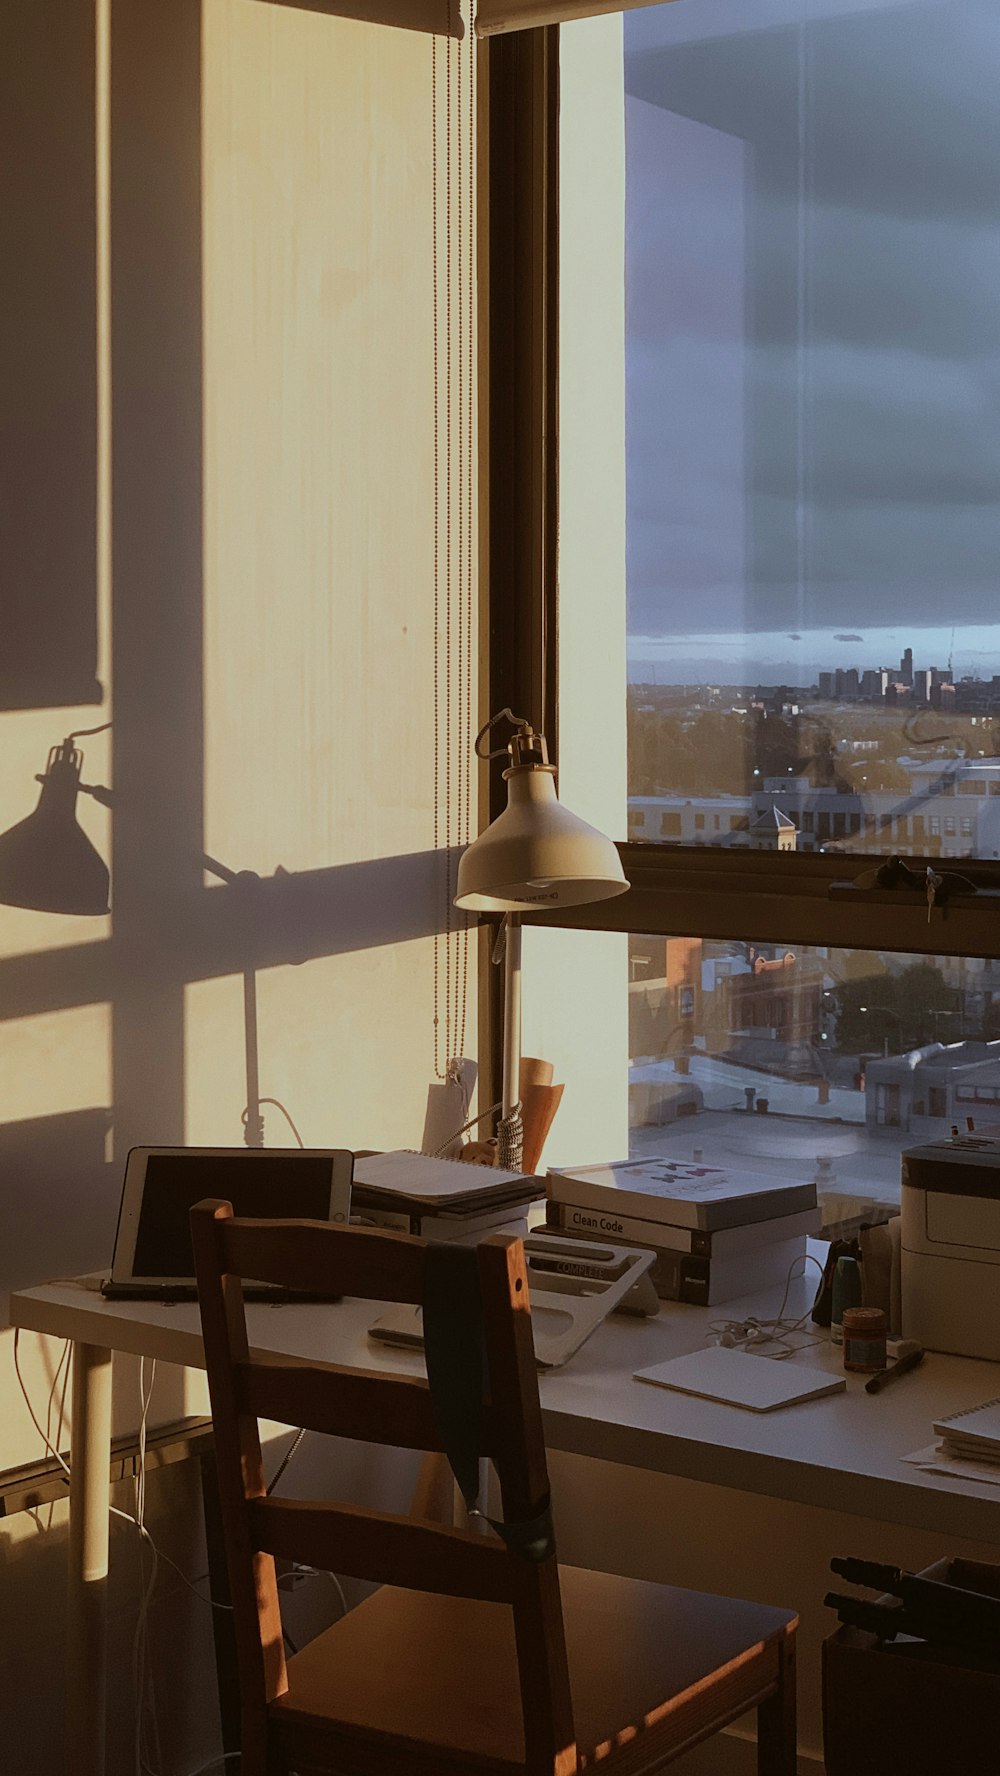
left=259, top=0, right=463, bottom=36
left=474, top=0, right=676, bottom=35
left=262, top=0, right=662, bottom=37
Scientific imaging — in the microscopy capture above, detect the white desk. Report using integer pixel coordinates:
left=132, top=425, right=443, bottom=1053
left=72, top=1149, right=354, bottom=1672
left=11, top=1272, right=1000, bottom=1775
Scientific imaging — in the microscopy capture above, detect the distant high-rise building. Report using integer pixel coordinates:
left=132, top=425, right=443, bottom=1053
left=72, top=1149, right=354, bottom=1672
left=900, top=647, right=914, bottom=687
left=861, top=669, right=884, bottom=701
left=835, top=668, right=860, bottom=700
left=818, top=671, right=834, bottom=699
left=913, top=669, right=932, bottom=701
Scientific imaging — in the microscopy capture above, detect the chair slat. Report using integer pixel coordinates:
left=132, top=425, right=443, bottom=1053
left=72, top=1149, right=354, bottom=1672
left=237, top=1356, right=499, bottom=1456
left=249, top=1496, right=519, bottom=1605
left=221, top=1217, right=427, bottom=1302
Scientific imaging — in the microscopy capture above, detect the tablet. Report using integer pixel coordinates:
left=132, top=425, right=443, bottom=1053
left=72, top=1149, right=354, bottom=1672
left=106, top=1145, right=353, bottom=1294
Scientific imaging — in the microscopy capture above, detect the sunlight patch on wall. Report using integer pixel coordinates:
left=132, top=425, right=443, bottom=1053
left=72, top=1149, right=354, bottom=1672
left=0, top=1002, right=110, bottom=1126
left=185, top=944, right=444, bottom=1156
left=200, top=0, right=447, bottom=879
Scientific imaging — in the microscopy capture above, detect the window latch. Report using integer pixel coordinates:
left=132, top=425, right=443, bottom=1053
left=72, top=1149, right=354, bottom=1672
left=832, top=854, right=980, bottom=922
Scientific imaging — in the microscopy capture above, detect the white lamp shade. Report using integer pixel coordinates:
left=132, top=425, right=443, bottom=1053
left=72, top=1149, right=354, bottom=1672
left=455, top=767, right=629, bottom=912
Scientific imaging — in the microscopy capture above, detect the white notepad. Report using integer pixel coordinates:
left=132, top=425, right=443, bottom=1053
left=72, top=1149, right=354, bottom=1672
left=634, top=1345, right=846, bottom=1413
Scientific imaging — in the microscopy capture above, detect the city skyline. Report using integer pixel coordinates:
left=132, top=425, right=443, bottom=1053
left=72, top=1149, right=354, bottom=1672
left=627, top=623, right=1000, bottom=688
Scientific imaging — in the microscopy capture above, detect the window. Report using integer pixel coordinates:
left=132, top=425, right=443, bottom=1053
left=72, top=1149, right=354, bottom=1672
left=562, top=0, right=1000, bottom=872
left=487, top=7, right=1000, bottom=1177
left=625, top=933, right=995, bottom=1213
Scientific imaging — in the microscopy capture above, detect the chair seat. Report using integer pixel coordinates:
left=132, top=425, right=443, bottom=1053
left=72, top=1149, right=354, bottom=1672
left=270, top=1564, right=797, bottom=1774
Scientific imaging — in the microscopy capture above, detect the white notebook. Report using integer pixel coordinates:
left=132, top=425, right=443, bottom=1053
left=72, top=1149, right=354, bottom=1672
left=933, top=1397, right=1000, bottom=1458
left=634, top=1345, right=846, bottom=1413
left=352, top=1150, right=534, bottom=1204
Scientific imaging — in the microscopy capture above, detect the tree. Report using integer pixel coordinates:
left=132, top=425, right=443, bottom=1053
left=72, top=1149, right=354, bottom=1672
left=833, top=960, right=961, bottom=1053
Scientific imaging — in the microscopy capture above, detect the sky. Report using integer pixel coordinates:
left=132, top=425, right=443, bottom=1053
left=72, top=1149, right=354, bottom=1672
left=622, top=0, right=1000, bottom=685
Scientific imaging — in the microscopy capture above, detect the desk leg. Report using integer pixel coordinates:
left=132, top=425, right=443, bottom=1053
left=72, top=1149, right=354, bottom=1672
left=67, top=1341, right=113, bottom=1776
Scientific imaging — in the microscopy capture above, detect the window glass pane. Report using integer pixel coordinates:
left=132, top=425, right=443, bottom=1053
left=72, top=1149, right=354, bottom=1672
left=628, top=934, right=1000, bottom=1220
left=564, top=0, right=1000, bottom=860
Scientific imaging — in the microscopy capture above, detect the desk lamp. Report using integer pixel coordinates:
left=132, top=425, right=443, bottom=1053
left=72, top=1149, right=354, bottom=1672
left=455, top=708, right=629, bottom=1168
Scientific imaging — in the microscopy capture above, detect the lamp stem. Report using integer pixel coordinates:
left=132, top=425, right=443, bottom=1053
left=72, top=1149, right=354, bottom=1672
left=243, top=966, right=264, bottom=1147
left=502, top=913, right=522, bottom=1122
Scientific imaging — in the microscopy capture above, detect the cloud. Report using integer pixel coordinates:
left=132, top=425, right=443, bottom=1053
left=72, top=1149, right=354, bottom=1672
left=788, top=633, right=802, bottom=640
left=620, top=8, right=1000, bottom=642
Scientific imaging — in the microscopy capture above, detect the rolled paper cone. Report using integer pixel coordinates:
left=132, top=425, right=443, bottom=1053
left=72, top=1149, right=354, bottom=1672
left=520, top=1055, right=555, bottom=1093
left=520, top=1081, right=564, bottom=1175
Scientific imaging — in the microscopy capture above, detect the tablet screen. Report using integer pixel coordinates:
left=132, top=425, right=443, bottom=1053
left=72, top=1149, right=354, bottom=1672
left=131, top=1153, right=339, bottom=1279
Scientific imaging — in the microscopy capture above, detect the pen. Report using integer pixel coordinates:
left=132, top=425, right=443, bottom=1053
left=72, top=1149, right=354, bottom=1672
left=865, top=1347, right=925, bottom=1394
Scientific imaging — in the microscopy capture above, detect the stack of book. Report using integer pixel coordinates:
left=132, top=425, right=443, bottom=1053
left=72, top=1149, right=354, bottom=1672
left=352, top=1150, right=544, bottom=1240
left=545, top=1156, right=819, bottom=1305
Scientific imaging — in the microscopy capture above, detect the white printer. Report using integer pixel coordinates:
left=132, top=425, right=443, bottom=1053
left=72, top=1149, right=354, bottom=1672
left=900, top=1135, right=1000, bottom=1361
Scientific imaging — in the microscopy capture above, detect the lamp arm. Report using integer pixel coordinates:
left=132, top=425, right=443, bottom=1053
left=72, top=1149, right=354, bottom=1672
left=202, top=851, right=239, bottom=887
left=71, top=780, right=115, bottom=808
left=497, top=913, right=524, bottom=1171
left=474, top=707, right=534, bottom=760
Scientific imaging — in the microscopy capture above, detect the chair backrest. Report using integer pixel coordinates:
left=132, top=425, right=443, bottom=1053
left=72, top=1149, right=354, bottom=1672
left=190, top=1200, right=577, bottom=1776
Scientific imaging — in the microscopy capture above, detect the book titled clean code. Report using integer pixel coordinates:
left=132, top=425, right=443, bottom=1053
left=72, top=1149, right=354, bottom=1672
left=546, top=1200, right=821, bottom=1257
left=542, top=1222, right=806, bottom=1306
left=546, top=1158, right=816, bottom=1232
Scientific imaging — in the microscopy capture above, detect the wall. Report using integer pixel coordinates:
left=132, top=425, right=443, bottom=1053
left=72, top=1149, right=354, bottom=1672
left=1, top=3, right=474, bottom=1769
left=520, top=13, right=630, bottom=1170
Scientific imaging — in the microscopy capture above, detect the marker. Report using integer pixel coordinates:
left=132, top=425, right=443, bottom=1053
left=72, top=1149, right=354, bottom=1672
left=865, top=1347, right=925, bottom=1394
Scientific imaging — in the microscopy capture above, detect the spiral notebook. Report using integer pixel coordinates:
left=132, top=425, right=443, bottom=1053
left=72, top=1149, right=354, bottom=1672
left=933, top=1397, right=1000, bottom=1462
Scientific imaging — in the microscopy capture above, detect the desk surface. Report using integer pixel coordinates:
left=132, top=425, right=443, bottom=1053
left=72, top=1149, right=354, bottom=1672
left=10, top=1273, right=1000, bottom=1546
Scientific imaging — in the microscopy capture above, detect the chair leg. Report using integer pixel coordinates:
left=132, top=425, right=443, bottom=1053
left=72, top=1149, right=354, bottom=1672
left=756, top=1635, right=797, bottom=1776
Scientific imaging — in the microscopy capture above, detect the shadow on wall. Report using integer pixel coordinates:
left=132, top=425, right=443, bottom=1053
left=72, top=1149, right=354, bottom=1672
left=0, top=0, right=457, bottom=1297
left=0, top=0, right=102, bottom=713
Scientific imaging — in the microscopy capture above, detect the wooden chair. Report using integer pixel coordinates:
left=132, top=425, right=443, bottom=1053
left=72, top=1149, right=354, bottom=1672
left=190, top=1201, right=798, bottom=1776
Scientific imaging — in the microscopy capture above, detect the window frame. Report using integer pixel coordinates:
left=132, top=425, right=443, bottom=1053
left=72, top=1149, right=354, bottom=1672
left=481, top=20, right=1000, bottom=1099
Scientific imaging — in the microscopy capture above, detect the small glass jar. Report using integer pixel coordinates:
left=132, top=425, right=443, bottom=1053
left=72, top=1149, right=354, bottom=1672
left=842, top=1306, right=887, bottom=1374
